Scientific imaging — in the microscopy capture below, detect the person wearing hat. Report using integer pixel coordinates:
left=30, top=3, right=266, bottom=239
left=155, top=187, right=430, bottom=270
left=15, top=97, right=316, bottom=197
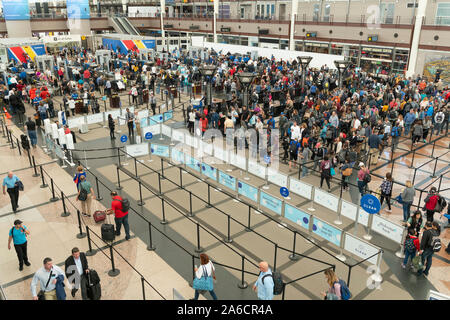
left=8, top=219, right=31, bottom=271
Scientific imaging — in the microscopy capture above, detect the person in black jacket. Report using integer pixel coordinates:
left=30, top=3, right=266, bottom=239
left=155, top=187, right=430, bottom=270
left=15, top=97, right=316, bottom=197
left=417, top=222, right=439, bottom=277
left=108, top=114, right=115, bottom=139
left=64, top=247, right=89, bottom=299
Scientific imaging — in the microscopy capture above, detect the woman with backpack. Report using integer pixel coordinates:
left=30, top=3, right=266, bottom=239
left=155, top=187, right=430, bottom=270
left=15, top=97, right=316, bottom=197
left=411, top=119, right=423, bottom=146
left=321, top=269, right=351, bottom=300
left=76, top=175, right=95, bottom=217
left=379, top=172, right=394, bottom=213
left=402, top=227, right=420, bottom=269
left=320, top=155, right=332, bottom=192
left=192, top=253, right=217, bottom=300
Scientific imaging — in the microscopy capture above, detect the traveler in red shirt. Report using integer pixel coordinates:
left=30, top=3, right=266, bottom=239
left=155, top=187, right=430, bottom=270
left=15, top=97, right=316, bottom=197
left=106, top=191, right=130, bottom=240
left=424, top=187, right=439, bottom=222
left=200, top=114, right=208, bottom=137
left=83, top=69, right=91, bottom=81
left=40, top=88, right=50, bottom=100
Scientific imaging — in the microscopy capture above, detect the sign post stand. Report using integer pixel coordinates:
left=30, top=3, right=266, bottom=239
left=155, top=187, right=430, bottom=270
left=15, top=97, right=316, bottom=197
left=360, top=194, right=381, bottom=241
left=363, top=214, right=373, bottom=241
left=308, top=187, right=316, bottom=212
left=334, top=199, right=343, bottom=225
left=335, top=236, right=346, bottom=262
left=262, top=160, right=270, bottom=190
left=369, top=250, right=383, bottom=283
left=395, top=229, right=407, bottom=258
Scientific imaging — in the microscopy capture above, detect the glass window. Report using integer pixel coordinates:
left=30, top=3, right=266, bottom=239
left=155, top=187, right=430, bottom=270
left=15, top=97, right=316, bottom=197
left=380, top=3, right=394, bottom=24
left=324, top=4, right=331, bottom=22
left=313, top=4, right=320, bottom=21
left=436, top=3, right=450, bottom=25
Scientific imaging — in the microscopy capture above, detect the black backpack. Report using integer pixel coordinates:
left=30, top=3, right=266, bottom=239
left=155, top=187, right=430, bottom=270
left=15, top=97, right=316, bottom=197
left=120, top=198, right=130, bottom=212
left=262, top=271, right=284, bottom=295
left=363, top=173, right=371, bottom=183
left=289, top=142, right=298, bottom=153
left=430, top=231, right=442, bottom=253
left=404, top=236, right=416, bottom=253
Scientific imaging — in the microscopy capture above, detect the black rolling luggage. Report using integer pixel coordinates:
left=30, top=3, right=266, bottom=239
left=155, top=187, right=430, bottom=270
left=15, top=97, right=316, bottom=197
left=101, top=214, right=115, bottom=242
left=86, top=269, right=101, bottom=300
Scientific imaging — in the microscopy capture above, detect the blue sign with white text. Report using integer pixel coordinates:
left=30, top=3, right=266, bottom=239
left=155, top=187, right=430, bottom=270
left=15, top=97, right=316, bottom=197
left=201, top=163, right=217, bottom=181
left=186, top=155, right=201, bottom=172
left=218, top=171, right=236, bottom=191
left=360, top=194, right=381, bottom=214
left=67, top=0, right=90, bottom=19
left=284, top=204, right=310, bottom=231
left=3, top=0, right=30, bottom=20
left=312, top=217, right=342, bottom=247
left=150, top=144, right=169, bottom=158
left=120, top=135, right=128, bottom=143
left=238, top=181, right=258, bottom=203
left=171, top=148, right=185, bottom=164
left=260, top=191, right=282, bottom=215
left=145, top=132, right=153, bottom=140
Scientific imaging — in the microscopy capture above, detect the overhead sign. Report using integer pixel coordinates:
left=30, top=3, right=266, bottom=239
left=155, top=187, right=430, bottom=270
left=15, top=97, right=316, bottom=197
left=360, top=194, right=381, bottom=214
left=42, top=35, right=82, bottom=44
left=3, top=0, right=30, bottom=20
left=66, top=0, right=90, bottom=19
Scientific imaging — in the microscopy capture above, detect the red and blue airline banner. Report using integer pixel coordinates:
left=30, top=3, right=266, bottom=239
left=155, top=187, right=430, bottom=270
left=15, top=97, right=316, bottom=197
left=7, top=45, right=46, bottom=63
left=102, top=38, right=156, bottom=55
left=3, top=0, right=30, bottom=20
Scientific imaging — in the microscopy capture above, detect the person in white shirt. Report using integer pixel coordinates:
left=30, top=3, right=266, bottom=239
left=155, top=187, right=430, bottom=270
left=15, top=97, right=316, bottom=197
left=31, top=257, right=65, bottom=300
left=290, top=122, right=301, bottom=141
left=434, top=109, right=445, bottom=135
left=192, top=253, right=217, bottom=300
left=68, top=98, right=76, bottom=116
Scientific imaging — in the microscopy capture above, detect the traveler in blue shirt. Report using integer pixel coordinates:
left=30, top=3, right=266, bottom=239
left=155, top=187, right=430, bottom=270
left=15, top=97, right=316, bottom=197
left=253, top=261, right=274, bottom=300
left=404, top=109, right=416, bottom=136
left=3, top=171, right=21, bottom=212
left=8, top=219, right=31, bottom=271
left=267, top=114, right=275, bottom=129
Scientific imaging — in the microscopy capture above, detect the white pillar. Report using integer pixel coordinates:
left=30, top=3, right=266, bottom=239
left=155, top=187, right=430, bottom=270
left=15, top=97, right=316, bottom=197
left=214, top=0, right=219, bottom=43
left=289, top=0, right=298, bottom=51
left=161, top=0, right=166, bottom=44
left=406, top=0, right=427, bottom=78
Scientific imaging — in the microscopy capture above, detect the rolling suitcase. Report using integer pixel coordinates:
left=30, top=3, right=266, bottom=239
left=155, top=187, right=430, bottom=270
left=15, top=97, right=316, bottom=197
left=101, top=214, right=115, bottom=242
left=93, top=210, right=106, bottom=223
left=86, top=269, right=101, bottom=300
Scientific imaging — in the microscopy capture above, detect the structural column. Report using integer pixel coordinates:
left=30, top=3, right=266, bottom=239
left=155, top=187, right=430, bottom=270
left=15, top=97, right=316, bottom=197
left=161, top=0, right=166, bottom=45
left=406, top=0, right=427, bottom=78
left=289, top=0, right=298, bottom=51
left=3, top=0, right=32, bottom=38
left=213, top=0, right=219, bottom=43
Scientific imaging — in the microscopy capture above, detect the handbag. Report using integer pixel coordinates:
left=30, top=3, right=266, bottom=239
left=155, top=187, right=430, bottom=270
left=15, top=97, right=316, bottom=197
left=330, top=167, right=336, bottom=176
left=37, top=270, right=53, bottom=300
left=15, top=180, right=24, bottom=191
left=192, top=265, right=213, bottom=291
left=395, top=194, right=403, bottom=204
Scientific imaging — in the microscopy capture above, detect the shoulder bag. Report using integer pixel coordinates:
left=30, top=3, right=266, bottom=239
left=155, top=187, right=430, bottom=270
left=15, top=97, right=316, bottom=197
left=37, top=270, right=53, bottom=300
left=192, top=265, right=213, bottom=292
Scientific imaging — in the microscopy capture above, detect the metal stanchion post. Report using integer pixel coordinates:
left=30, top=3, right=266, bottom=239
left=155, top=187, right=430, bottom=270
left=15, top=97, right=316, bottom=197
left=39, top=166, right=48, bottom=188
left=85, top=227, right=96, bottom=256
left=160, top=198, right=168, bottom=224
left=409, top=150, right=416, bottom=168
left=237, top=255, right=248, bottom=289
left=206, top=184, right=211, bottom=208
left=32, top=156, right=40, bottom=177
left=141, top=277, right=146, bottom=300
left=289, top=231, right=300, bottom=261
left=108, top=244, right=120, bottom=277
left=245, top=206, right=252, bottom=232
left=116, top=166, right=123, bottom=190
left=195, top=223, right=203, bottom=253
left=49, top=178, right=59, bottom=202
left=158, top=172, right=162, bottom=195
left=95, top=176, right=103, bottom=201
left=188, top=191, right=193, bottom=217
left=223, top=215, right=233, bottom=243
left=147, top=221, right=156, bottom=251
left=308, top=188, right=316, bottom=212
left=430, top=157, right=438, bottom=178
left=60, top=191, right=70, bottom=217
left=76, top=210, right=86, bottom=239
left=273, top=243, right=278, bottom=272
left=137, top=181, right=145, bottom=206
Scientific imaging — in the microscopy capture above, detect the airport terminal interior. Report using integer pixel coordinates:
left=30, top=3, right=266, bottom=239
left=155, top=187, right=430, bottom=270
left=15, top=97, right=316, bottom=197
left=0, top=0, right=449, bottom=302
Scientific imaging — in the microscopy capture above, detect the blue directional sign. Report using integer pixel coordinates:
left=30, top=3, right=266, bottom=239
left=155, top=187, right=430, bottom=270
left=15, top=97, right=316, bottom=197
left=360, top=194, right=381, bottom=214
left=280, top=187, right=290, bottom=198
left=120, top=135, right=128, bottom=143
left=264, top=155, right=271, bottom=164
left=145, top=132, right=153, bottom=140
